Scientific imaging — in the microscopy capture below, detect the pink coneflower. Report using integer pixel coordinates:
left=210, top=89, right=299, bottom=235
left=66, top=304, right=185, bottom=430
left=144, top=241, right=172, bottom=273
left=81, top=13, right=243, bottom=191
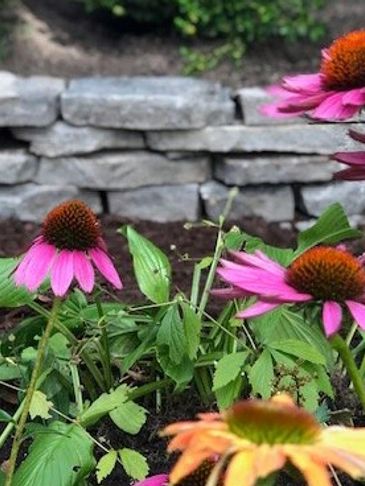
left=14, top=200, right=122, bottom=297
left=333, top=129, right=365, bottom=180
left=135, top=460, right=221, bottom=485
left=214, top=246, right=365, bottom=337
left=262, top=30, right=365, bottom=121
left=135, top=475, right=168, bottom=486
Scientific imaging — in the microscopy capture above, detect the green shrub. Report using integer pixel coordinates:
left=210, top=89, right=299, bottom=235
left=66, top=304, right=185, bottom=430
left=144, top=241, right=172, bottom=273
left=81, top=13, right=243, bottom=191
left=76, top=0, right=326, bottom=72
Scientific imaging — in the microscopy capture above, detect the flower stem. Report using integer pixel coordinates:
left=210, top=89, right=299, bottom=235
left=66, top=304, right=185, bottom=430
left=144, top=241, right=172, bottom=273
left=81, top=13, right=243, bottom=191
left=5, top=297, right=61, bottom=486
left=331, top=334, right=365, bottom=411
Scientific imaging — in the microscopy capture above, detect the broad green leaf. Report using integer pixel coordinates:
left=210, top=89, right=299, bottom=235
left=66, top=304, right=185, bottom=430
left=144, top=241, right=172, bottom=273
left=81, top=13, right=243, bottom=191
left=215, top=375, right=242, bottom=410
left=212, top=351, right=248, bottom=391
left=122, top=226, right=171, bottom=303
left=300, top=381, right=319, bottom=411
left=157, top=305, right=186, bottom=365
left=0, top=361, right=22, bottom=381
left=0, top=470, right=5, bottom=486
left=248, top=349, right=273, bottom=399
left=295, top=203, right=361, bottom=257
left=157, top=349, right=194, bottom=389
left=0, top=258, right=34, bottom=308
left=0, top=409, right=13, bottom=423
left=29, top=391, right=53, bottom=420
left=109, top=400, right=147, bottom=435
left=118, top=448, right=149, bottom=481
left=240, top=231, right=294, bottom=266
left=181, top=303, right=201, bottom=360
left=96, top=450, right=118, bottom=484
left=269, top=339, right=326, bottom=365
left=80, top=385, right=128, bottom=427
left=13, top=422, right=95, bottom=486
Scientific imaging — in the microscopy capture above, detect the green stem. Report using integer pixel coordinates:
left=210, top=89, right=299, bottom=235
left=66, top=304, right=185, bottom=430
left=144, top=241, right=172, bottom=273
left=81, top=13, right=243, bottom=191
left=5, top=298, right=62, bottom=486
left=331, top=334, right=365, bottom=411
left=0, top=401, right=24, bottom=450
left=70, top=361, right=84, bottom=416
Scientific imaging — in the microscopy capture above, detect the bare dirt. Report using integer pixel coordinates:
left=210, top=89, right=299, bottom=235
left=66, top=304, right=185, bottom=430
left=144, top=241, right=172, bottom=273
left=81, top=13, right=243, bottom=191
left=0, top=0, right=364, bottom=88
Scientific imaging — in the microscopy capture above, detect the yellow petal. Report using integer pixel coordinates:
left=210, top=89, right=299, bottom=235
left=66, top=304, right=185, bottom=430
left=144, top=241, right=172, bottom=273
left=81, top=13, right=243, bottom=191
left=169, top=447, right=212, bottom=484
left=255, top=445, right=287, bottom=479
left=315, top=446, right=365, bottom=479
left=321, top=427, right=365, bottom=456
left=225, top=451, right=257, bottom=486
left=288, top=450, right=332, bottom=486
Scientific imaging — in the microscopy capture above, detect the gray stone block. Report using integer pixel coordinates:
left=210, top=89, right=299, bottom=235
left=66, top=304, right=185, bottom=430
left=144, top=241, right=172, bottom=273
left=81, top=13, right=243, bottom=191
left=301, top=181, right=365, bottom=217
left=147, top=123, right=364, bottom=154
left=108, top=184, right=200, bottom=222
left=61, top=76, right=235, bottom=129
left=0, top=71, right=65, bottom=127
left=235, top=87, right=304, bottom=126
left=215, top=155, right=341, bottom=185
left=0, top=149, right=37, bottom=184
left=200, top=181, right=294, bottom=222
left=36, top=151, right=211, bottom=190
left=0, top=184, right=101, bottom=222
left=12, top=122, right=144, bottom=157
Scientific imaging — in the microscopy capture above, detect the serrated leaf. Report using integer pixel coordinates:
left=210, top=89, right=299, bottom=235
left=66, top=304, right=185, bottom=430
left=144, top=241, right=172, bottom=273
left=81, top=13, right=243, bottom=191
left=80, top=385, right=128, bottom=427
left=157, top=305, right=186, bottom=365
left=13, top=422, right=95, bottom=486
left=300, top=381, right=319, bottom=411
left=248, top=349, right=273, bottom=399
left=212, top=351, right=248, bottom=391
left=157, top=349, right=193, bottom=389
left=109, top=400, right=147, bottom=435
left=295, top=203, right=361, bottom=257
left=0, top=258, right=34, bottom=308
left=29, top=391, right=53, bottom=420
left=96, top=450, right=118, bottom=484
left=269, top=339, right=326, bottom=365
left=118, top=448, right=149, bottom=481
left=123, top=226, right=171, bottom=303
left=181, top=303, right=201, bottom=360
left=215, top=374, right=243, bottom=410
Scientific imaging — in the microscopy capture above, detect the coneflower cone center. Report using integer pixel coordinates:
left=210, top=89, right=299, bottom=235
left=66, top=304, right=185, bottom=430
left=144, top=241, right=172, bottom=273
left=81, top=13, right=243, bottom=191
left=321, top=30, right=365, bottom=90
left=226, top=400, right=320, bottom=445
left=42, top=200, right=101, bottom=251
left=177, top=460, right=222, bottom=486
left=287, top=246, right=365, bottom=302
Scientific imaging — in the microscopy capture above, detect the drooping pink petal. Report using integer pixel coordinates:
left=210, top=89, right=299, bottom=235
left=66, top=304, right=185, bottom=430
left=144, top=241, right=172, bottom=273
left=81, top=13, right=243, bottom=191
left=260, top=103, right=303, bottom=119
left=210, top=286, right=252, bottom=299
left=282, top=73, right=323, bottom=93
left=15, top=241, right=56, bottom=292
left=50, top=250, right=74, bottom=296
left=346, top=300, right=365, bottom=330
left=73, top=251, right=95, bottom=293
left=348, top=129, right=365, bottom=144
left=134, top=474, right=169, bottom=486
left=237, top=300, right=280, bottom=318
left=322, top=301, right=343, bottom=336
left=313, top=92, right=359, bottom=120
left=332, top=152, right=365, bottom=166
left=334, top=167, right=365, bottom=181
left=90, top=247, right=122, bottom=289
left=342, top=88, right=365, bottom=106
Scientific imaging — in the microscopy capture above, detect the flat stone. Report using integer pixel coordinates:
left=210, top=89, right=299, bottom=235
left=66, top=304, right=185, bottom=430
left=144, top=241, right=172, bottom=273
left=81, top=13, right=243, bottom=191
left=147, top=123, right=364, bottom=154
left=61, top=76, right=235, bottom=129
left=0, top=184, right=101, bottom=222
left=12, top=122, right=145, bottom=157
left=235, top=87, right=304, bottom=126
left=215, top=155, right=342, bottom=185
left=108, top=184, right=200, bottom=222
left=36, top=151, right=211, bottom=189
left=301, top=181, right=365, bottom=217
left=0, top=71, right=65, bottom=127
left=200, top=181, right=294, bottom=222
left=0, top=149, right=37, bottom=184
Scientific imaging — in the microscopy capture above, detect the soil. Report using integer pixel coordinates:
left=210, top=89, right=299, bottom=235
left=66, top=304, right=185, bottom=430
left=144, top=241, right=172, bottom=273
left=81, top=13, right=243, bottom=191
left=0, top=0, right=363, bottom=88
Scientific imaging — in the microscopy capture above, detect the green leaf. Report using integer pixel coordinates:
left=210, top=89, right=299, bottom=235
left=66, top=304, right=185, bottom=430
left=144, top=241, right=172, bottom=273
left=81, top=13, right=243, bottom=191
left=181, top=303, right=201, bottom=360
left=122, top=226, right=171, bottom=303
left=96, top=450, right=118, bottom=484
left=0, top=258, right=34, bottom=308
left=109, top=400, right=147, bottom=435
left=13, top=422, right=95, bottom=486
left=157, top=350, right=194, bottom=389
left=295, top=203, right=361, bottom=257
left=215, top=375, right=242, bottom=410
left=212, top=351, right=248, bottom=391
left=118, top=448, right=149, bottom=481
left=29, top=391, right=53, bottom=420
left=0, top=361, right=22, bottom=381
left=80, top=385, right=128, bottom=427
left=0, top=409, right=13, bottom=423
left=157, top=305, right=186, bottom=365
left=241, top=231, right=294, bottom=266
left=248, top=349, right=273, bottom=399
left=269, top=339, right=326, bottom=365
